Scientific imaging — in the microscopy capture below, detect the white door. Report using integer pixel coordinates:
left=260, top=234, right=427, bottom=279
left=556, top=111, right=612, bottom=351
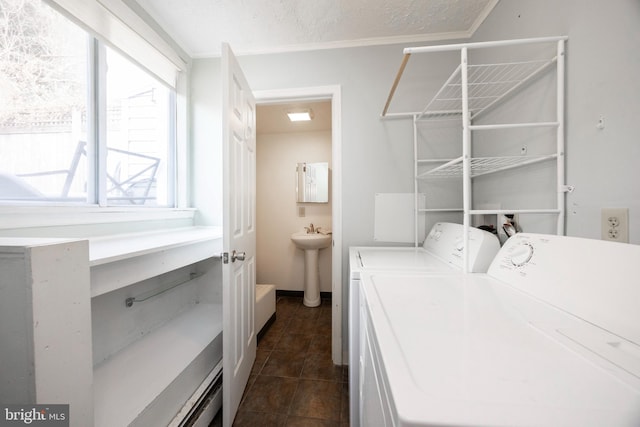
left=222, top=43, right=257, bottom=427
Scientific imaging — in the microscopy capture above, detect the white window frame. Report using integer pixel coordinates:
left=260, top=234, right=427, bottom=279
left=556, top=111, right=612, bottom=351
left=0, top=0, right=192, bottom=231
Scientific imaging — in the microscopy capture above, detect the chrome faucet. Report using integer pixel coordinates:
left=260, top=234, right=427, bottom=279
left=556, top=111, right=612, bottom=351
left=305, top=223, right=315, bottom=233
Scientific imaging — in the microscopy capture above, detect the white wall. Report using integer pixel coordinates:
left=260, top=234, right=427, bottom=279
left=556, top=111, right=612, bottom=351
left=190, top=59, right=223, bottom=227
left=256, top=130, right=332, bottom=292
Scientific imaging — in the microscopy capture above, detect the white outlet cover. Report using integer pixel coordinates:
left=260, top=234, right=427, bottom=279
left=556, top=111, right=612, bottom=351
left=601, top=208, right=629, bottom=243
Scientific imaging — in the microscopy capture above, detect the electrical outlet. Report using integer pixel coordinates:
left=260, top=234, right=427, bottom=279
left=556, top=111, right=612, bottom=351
left=601, top=208, right=629, bottom=243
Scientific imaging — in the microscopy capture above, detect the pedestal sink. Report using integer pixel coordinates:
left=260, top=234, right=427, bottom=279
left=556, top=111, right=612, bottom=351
left=291, top=231, right=332, bottom=307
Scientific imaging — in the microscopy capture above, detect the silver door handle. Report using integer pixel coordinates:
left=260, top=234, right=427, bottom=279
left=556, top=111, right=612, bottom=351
left=231, top=250, right=246, bottom=262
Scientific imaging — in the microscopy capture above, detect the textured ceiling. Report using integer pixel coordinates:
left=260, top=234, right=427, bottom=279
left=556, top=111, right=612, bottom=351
left=134, top=0, right=499, bottom=57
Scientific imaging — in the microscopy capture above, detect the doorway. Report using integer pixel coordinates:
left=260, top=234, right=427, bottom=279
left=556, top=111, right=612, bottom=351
left=254, top=86, right=343, bottom=364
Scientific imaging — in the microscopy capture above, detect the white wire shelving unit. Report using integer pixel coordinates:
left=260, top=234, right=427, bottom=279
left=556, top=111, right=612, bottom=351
left=382, top=36, right=570, bottom=272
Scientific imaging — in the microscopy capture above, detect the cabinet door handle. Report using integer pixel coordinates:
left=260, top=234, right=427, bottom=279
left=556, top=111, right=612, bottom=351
left=231, top=250, right=246, bottom=262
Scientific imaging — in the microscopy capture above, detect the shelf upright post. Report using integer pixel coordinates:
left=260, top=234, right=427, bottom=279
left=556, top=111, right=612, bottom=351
left=556, top=39, right=566, bottom=235
left=461, top=47, right=471, bottom=273
left=413, top=114, right=420, bottom=247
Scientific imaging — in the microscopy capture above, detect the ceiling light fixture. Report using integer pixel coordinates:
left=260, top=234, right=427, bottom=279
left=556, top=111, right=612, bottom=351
left=287, top=109, right=314, bottom=122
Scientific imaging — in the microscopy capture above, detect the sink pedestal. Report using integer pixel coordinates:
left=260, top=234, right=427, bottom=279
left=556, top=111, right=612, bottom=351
left=303, top=249, right=321, bottom=307
left=290, top=231, right=332, bottom=308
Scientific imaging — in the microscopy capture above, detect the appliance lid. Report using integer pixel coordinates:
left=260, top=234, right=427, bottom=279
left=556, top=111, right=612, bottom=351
left=362, top=272, right=640, bottom=426
left=357, top=247, right=454, bottom=271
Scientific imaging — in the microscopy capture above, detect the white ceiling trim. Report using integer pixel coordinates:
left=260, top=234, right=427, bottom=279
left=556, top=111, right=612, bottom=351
left=197, top=30, right=474, bottom=58
left=468, top=0, right=500, bottom=34
left=135, top=0, right=501, bottom=59
left=208, top=0, right=501, bottom=58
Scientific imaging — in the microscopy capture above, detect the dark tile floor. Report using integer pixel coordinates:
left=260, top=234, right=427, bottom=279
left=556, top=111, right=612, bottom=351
left=212, top=295, right=349, bottom=426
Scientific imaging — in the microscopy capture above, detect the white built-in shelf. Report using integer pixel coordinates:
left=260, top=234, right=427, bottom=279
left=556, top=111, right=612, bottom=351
left=89, top=227, right=223, bottom=297
left=93, top=303, right=223, bottom=427
left=89, top=226, right=222, bottom=266
left=0, top=236, right=79, bottom=247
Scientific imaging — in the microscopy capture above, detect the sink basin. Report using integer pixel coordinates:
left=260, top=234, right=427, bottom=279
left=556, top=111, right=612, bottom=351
left=291, top=232, right=332, bottom=250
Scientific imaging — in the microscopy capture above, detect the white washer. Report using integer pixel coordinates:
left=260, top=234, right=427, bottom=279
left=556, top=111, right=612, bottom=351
left=349, top=222, right=500, bottom=427
left=358, top=233, right=640, bottom=426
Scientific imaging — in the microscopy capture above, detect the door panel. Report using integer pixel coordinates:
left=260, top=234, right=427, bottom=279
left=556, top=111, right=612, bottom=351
left=232, top=133, right=243, bottom=237
left=246, top=258, right=255, bottom=347
left=222, top=43, right=256, bottom=427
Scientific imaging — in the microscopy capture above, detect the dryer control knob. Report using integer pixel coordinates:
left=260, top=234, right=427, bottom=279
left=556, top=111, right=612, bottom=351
left=510, top=243, right=534, bottom=267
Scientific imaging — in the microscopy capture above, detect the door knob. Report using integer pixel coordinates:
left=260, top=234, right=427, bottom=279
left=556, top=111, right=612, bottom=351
left=231, top=250, right=246, bottom=262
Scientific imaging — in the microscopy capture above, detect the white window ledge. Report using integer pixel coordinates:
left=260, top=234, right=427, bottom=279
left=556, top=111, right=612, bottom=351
left=0, top=206, right=197, bottom=231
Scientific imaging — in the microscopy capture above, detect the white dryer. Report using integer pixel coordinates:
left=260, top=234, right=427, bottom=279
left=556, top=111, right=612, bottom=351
left=357, top=233, right=640, bottom=426
left=348, top=222, right=500, bottom=426
left=351, top=222, right=499, bottom=277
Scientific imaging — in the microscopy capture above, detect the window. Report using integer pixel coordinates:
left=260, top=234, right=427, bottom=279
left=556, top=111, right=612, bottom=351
left=104, top=46, right=174, bottom=206
left=0, top=0, right=176, bottom=206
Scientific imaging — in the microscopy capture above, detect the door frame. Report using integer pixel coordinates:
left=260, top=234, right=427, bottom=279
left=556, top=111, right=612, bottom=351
left=254, top=85, right=343, bottom=365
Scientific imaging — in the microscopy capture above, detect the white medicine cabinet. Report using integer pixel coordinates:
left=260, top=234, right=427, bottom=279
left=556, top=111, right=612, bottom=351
left=296, top=162, right=329, bottom=203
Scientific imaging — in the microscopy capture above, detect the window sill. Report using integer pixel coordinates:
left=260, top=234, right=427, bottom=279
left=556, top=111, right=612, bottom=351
left=0, top=206, right=197, bottom=231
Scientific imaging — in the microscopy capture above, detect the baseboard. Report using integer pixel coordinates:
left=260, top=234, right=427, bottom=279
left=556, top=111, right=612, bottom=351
left=256, top=312, right=276, bottom=343
left=276, top=290, right=332, bottom=300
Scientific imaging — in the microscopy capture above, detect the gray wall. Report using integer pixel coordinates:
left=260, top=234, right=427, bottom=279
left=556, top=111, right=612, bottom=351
left=191, top=44, right=449, bottom=268
left=191, top=45, right=420, bottom=352
left=469, top=0, right=640, bottom=242
left=190, top=0, right=640, bottom=352
left=193, top=0, right=640, bottom=241
left=238, top=46, right=420, bottom=247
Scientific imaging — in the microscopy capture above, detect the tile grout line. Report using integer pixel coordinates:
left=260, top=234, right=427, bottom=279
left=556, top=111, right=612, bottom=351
left=235, top=296, right=343, bottom=425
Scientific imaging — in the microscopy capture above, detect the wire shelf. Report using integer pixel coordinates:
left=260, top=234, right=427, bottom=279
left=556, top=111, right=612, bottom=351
left=382, top=36, right=567, bottom=263
left=418, top=59, right=556, bottom=120
left=419, top=154, right=557, bottom=178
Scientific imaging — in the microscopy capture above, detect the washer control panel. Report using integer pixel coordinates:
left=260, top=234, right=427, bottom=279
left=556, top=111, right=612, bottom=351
left=508, top=242, right=534, bottom=267
left=490, top=234, right=549, bottom=276
left=423, top=222, right=500, bottom=272
left=487, top=233, right=640, bottom=348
